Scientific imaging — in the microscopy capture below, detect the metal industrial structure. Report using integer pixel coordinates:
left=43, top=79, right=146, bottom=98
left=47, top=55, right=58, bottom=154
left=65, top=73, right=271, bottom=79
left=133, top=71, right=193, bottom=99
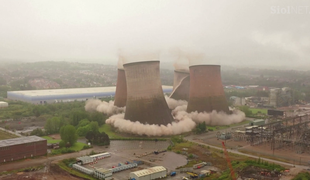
left=7, top=86, right=173, bottom=104
left=231, top=114, right=310, bottom=154
left=0, top=136, right=47, bottom=162
left=123, top=61, right=174, bottom=125
left=169, top=70, right=190, bottom=101
left=129, top=166, right=167, bottom=180
left=187, top=65, right=229, bottom=113
left=114, top=69, right=127, bottom=107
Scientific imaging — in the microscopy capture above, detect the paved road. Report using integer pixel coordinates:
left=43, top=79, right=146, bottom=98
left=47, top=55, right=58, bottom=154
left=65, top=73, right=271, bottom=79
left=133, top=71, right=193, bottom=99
left=184, top=136, right=309, bottom=170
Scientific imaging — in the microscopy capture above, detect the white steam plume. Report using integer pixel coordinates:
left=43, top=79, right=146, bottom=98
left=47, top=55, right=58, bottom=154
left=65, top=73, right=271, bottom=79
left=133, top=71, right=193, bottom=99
left=85, top=99, right=125, bottom=115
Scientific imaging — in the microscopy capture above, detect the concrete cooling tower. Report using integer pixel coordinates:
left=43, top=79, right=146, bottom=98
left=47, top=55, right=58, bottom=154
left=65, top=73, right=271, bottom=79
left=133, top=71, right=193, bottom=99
left=187, top=65, right=229, bottom=113
left=169, top=70, right=190, bottom=101
left=114, top=69, right=127, bottom=107
left=123, top=60, right=174, bottom=125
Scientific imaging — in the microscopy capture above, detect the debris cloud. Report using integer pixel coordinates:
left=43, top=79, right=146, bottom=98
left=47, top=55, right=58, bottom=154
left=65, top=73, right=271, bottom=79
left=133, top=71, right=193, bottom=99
left=85, top=99, right=125, bottom=115
left=88, top=97, right=246, bottom=136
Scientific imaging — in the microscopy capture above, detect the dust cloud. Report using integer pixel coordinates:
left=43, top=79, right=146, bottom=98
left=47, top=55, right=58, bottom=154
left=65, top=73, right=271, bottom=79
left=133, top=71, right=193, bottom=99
left=117, top=48, right=160, bottom=64
left=106, top=113, right=196, bottom=136
left=169, top=48, right=190, bottom=72
left=85, top=99, right=125, bottom=115
left=87, top=97, right=246, bottom=136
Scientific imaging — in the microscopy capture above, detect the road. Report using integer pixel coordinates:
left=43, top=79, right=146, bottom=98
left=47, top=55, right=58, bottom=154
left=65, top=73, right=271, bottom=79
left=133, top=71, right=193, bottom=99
left=184, top=136, right=309, bottom=170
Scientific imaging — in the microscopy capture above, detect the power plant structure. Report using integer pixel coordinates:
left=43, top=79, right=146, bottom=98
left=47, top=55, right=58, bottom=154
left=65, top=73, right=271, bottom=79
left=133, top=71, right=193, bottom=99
left=187, top=65, right=229, bottom=114
left=123, top=60, right=174, bottom=125
left=169, top=70, right=190, bottom=101
left=114, top=69, right=127, bottom=107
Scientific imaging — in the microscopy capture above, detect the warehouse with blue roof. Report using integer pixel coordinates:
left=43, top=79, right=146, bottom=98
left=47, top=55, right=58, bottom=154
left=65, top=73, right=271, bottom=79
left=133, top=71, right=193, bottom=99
left=7, top=86, right=173, bottom=104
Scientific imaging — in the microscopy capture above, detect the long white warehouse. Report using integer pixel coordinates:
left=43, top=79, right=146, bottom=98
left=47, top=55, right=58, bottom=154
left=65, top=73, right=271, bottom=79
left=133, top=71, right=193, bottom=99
left=7, top=86, right=173, bottom=104
left=129, top=166, right=167, bottom=180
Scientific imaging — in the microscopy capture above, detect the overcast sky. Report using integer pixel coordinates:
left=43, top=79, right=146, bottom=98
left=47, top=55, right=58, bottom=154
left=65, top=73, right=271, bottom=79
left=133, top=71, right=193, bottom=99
left=0, top=0, right=309, bottom=69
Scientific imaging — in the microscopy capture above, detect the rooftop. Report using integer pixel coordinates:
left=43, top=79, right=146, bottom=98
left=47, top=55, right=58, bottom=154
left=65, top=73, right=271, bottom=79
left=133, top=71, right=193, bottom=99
left=8, top=86, right=173, bottom=97
left=95, top=168, right=112, bottom=174
left=131, top=166, right=166, bottom=177
left=76, top=156, right=93, bottom=162
left=0, top=136, right=46, bottom=148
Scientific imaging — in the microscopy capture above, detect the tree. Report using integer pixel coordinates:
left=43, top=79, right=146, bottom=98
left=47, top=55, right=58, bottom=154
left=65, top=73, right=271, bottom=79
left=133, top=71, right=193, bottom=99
left=71, top=111, right=89, bottom=126
left=89, top=121, right=99, bottom=133
left=30, top=128, right=45, bottom=136
left=77, top=125, right=91, bottom=136
left=44, top=117, right=62, bottom=134
left=194, top=122, right=207, bottom=134
left=77, top=119, right=90, bottom=128
left=60, top=125, right=78, bottom=147
left=238, top=106, right=252, bottom=117
left=89, top=112, right=106, bottom=126
left=85, top=131, right=110, bottom=146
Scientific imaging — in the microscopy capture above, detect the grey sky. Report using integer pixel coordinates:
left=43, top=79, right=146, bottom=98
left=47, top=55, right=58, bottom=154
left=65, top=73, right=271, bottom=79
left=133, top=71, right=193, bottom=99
left=0, top=0, right=309, bottom=69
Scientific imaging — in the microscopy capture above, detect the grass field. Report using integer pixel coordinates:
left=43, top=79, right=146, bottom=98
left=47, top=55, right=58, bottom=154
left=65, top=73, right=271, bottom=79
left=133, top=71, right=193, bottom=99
left=250, top=108, right=267, bottom=115
left=206, top=120, right=250, bottom=131
left=0, top=129, right=18, bottom=140
left=42, top=136, right=61, bottom=144
left=99, top=124, right=124, bottom=139
left=42, top=136, right=86, bottom=151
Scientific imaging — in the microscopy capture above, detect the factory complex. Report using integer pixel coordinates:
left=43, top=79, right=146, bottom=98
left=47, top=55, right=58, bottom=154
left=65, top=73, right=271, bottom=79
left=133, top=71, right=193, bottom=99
left=0, top=136, right=47, bottom=163
left=7, top=86, right=173, bottom=104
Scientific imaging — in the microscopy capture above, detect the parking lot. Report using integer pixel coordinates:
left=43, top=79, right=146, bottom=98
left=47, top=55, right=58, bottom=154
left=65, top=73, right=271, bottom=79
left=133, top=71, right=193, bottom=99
left=80, top=140, right=190, bottom=180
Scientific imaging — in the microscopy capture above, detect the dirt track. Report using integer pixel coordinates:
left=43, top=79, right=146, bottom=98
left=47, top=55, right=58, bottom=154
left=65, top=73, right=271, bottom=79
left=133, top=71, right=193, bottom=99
left=0, top=164, right=83, bottom=180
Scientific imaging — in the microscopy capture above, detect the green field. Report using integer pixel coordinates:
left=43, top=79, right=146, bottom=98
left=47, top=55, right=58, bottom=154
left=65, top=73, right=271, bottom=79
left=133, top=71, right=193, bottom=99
left=42, top=136, right=61, bottom=144
left=0, top=129, right=18, bottom=140
left=67, top=142, right=87, bottom=151
left=250, top=108, right=267, bottom=115
left=99, top=124, right=124, bottom=139
left=207, top=120, right=251, bottom=131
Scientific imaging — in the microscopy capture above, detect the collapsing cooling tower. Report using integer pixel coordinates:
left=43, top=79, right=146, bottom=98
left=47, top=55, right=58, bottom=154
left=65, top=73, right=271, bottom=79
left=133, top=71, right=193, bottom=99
left=114, top=69, right=127, bottom=107
left=169, top=70, right=190, bottom=101
left=187, top=65, right=229, bottom=113
left=123, top=60, right=174, bottom=125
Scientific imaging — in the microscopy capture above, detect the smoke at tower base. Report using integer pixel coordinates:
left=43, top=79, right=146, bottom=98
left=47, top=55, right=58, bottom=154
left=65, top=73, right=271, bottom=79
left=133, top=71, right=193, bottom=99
left=85, top=97, right=246, bottom=136
left=85, top=99, right=125, bottom=115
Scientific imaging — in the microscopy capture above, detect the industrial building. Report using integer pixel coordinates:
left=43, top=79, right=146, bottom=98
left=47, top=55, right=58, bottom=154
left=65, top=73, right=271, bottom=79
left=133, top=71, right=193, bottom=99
left=187, top=65, right=229, bottom=113
left=169, top=70, right=190, bottom=101
left=269, top=87, right=293, bottom=107
left=0, top=101, right=8, bottom=108
left=123, top=60, right=174, bottom=125
left=7, top=86, right=173, bottom=104
left=94, top=168, right=113, bottom=180
left=129, top=166, right=167, bottom=180
left=0, top=136, right=47, bottom=163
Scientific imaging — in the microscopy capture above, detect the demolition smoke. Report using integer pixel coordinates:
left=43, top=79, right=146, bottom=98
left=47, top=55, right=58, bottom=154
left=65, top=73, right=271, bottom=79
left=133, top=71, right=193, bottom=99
left=85, top=99, right=125, bottom=116
left=87, top=97, right=245, bottom=136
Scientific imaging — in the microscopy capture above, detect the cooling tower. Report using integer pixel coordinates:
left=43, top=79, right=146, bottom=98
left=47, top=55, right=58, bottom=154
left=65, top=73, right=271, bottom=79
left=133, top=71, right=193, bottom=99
left=187, top=65, right=229, bottom=113
left=114, top=69, right=127, bottom=107
left=169, top=70, right=190, bottom=101
left=124, top=60, right=174, bottom=125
